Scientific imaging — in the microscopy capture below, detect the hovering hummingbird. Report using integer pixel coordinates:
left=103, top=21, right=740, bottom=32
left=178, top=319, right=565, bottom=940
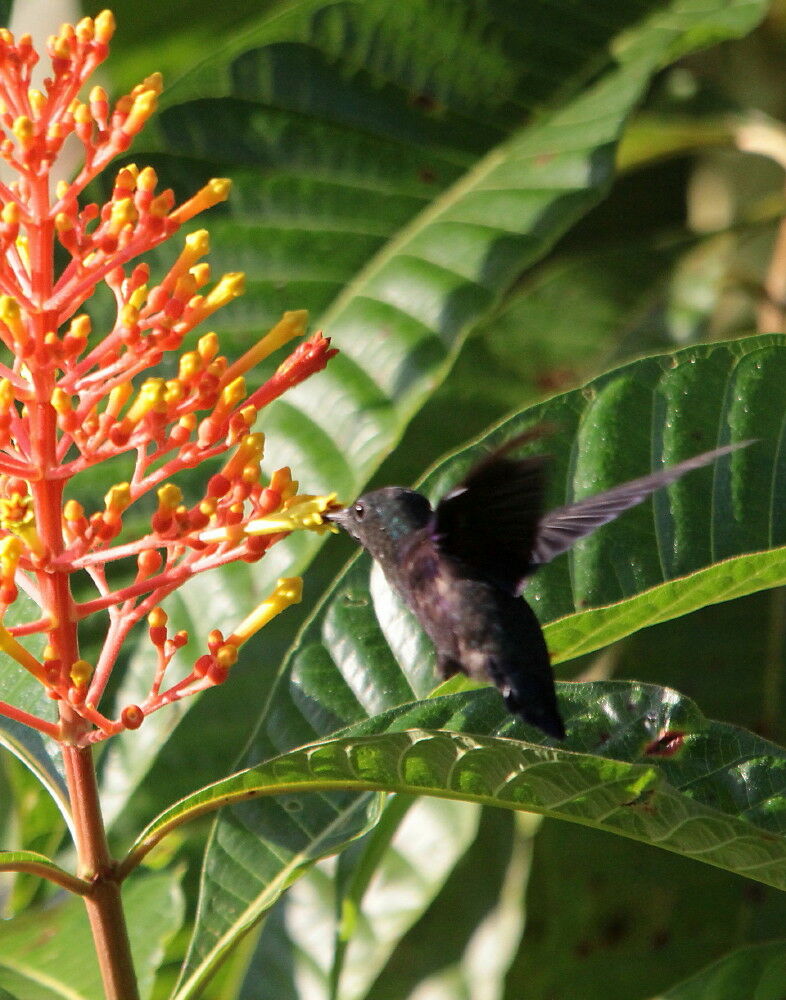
left=325, top=434, right=748, bottom=739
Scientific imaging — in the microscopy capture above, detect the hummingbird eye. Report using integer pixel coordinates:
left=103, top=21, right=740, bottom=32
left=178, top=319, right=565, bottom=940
left=353, top=502, right=366, bottom=520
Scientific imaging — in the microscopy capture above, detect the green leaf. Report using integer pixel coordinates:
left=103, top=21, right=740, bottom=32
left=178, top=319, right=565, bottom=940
left=376, top=235, right=692, bottom=487
left=91, top=0, right=771, bottom=829
left=235, top=797, right=481, bottom=1000
left=0, top=593, right=70, bottom=835
left=356, top=809, right=537, bottom=1000
left=131, top=0, right=771, bottom=595
left=422, top=334, right=786, bottom=629
left=180, top=331, right=786, bottom=992
left=506, top=592, right=786, bottom=1000
left=132, top=687, right=786, bottom=899
left=0, top=870, right=184, bottom=1000
left=659, top=941, right=786, bottom=1000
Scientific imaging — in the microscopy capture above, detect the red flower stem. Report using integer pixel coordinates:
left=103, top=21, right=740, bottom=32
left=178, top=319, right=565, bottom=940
left=24, top=172, right=140, bottom=1000
left=0, top=699, right=61, bottom=739
left=75, top=544, right=245, bottom=618
left=51, top=230, right=173, bottom=320
left=7, top=615, right=51, bottom=637
left=0, top=456, right=36, bottom=476
left=142, top=673, right=213, bottom=711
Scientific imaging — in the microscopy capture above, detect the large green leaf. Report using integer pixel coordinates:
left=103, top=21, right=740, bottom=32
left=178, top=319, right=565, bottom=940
left=128, top=684, right=786, bottom=997
left=344, top=808, right=536, bottom=1000
left=658, top=941, right=786, bottom=1000
left=375, top=235, right=692, bottom=488
left=506, top=591, right=786, bottom=1000
left=234, top=797, right=481, bottom=1000
left=131, top=0, right=772, bottom=592
left=0, top=870, right=184, bottom=1000
left=180, top=333, right=786, bottom=993
left=88, top=0, right=771, bottom=832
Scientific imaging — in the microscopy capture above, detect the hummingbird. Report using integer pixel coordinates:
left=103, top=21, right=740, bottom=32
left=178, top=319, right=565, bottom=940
left=324, top=434, right=748, bottom=739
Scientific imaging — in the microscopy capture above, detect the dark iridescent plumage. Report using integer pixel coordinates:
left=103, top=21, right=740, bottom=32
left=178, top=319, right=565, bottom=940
left=326, top=435, right=748, bottom=739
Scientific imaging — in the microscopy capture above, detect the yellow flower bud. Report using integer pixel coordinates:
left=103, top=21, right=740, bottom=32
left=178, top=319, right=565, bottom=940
left=0, top=296, right=25, bottom=342
left=64, top=499, right=84, bottom=522
left=69, top=659, right=93, bottom=686
left=221, top=310, right=308, bottom=388
left=185, top=229, right=210, bottom=257
left=109, top=197, right=137, bottom=230
left=204, top=272, right=245, bottom=312
left=169, top=178, right=232, bottom=225
left=148, top=606, right=167, bottom=628
left=178, top=351, right=201, bottom=382
left=226, top=577, right=303, bottom=647
left=197, top=331, right=219, bottom=361
left=104, top=482, right=131, bottom=514
left=126, top=378, right=166, bottom=423
left=129, top=284, right=148, bottom=310
left=107, top=382, right=132, bottom=417
left=157, top=483, right=182, bottom=512
left=51, top=388, right=72, bottom=414
left=0, top=535, right=22, bottom=576
left=12, top=116, right=33, bottom=145
left=94, top=10, right=117, bottom=43
left=137, top=166, right=157, bottom=192
left=123, top=90, right=157, bottom=136
left=0, top=625, right=46, bottom=681
left=215, top=644, right=239, bottom=669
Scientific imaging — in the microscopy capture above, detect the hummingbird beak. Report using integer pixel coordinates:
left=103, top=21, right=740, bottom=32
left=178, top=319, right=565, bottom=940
left=322, top=507, right=350, bottom=527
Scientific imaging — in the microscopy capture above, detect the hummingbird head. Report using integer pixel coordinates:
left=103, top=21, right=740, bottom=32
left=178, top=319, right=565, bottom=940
left=324, top=487, right=433, bottom=564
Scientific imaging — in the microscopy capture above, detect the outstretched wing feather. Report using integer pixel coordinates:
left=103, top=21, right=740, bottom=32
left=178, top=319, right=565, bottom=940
left=531, top=440, right=751, bottom=566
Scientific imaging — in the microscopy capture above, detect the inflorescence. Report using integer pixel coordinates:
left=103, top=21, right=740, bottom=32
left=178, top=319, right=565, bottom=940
left=0, top=11, right=340, bottom=747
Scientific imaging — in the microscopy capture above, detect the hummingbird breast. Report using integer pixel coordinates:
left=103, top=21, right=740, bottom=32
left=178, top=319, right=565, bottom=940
left=392, top=532, right=509, bottom=676
left=385, top=528, right=565, bottom=738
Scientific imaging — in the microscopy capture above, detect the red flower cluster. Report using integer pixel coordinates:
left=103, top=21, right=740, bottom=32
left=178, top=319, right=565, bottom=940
left=0, top=12, right=339, bottom=747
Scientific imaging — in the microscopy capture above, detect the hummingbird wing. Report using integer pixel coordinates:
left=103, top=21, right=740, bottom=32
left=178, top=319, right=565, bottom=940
left=530, top=440, right=750, bottom=567
left=434, top=434, right=550, bottom=593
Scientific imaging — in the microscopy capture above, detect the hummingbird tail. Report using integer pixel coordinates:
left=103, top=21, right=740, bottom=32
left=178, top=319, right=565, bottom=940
left=504, top=688, right=566, bottom=740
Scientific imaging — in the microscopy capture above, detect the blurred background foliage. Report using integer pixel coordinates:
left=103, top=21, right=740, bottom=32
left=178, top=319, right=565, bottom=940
left=6, top=1, right=786, bottom=998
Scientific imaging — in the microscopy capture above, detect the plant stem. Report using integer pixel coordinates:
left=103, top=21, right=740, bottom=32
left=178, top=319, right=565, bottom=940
left=62, top=741, right=140, bottom=1000
left=20, top=164, right=141, bottom=1000
left=27, top=409, right=139, bottom=998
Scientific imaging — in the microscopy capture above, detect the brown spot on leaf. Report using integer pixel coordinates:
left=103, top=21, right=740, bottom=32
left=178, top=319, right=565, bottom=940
left=535, top=367, right=577, bottom=393
left=600, top=911, right=630, bottom=947
left=410, top=92, right=440, bottom=112
left=651, top=928, right=670, bottom=950
left=573, top=939, right=593, bottom=958
left=623, top=788, right=656, bottom=813
left=644, top=730, right=685, bottom=757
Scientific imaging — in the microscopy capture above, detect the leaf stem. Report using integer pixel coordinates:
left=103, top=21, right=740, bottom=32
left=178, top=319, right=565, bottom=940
left=0, top=857, right=90, bottom=895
